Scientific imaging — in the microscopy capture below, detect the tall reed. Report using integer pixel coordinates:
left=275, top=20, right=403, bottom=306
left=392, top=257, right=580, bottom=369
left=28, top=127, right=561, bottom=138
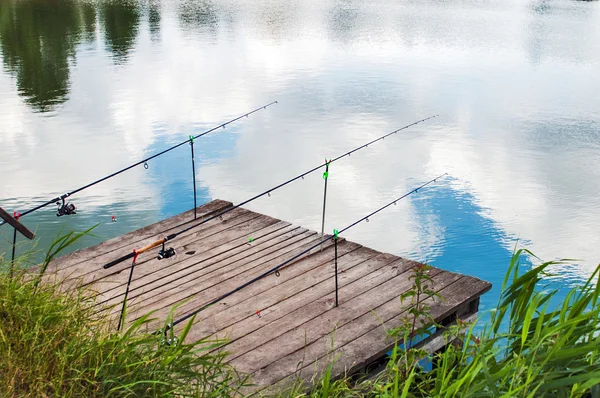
left=283, top=249, right=600, bottom=397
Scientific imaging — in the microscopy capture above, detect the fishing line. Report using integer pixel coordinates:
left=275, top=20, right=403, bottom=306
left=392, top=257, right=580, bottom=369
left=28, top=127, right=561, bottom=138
left=0, top=101, right=278, bottom=226
left=103, top=114, right=438, bottom=269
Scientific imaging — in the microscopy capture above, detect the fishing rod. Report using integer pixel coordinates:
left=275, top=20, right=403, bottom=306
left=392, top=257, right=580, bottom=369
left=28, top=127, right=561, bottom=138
left=163, top=172, right=447, bottom=332
left=0, top=101, right=278, bottom=226
left=103, top=114, right=438, bottom=269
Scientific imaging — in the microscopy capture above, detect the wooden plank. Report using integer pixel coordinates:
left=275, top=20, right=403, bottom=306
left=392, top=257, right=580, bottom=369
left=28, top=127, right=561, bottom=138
left=44, top=209, right=253, bottom=294
left=95, top=221, right=299, bottom=309
left=122, top=231, right=330, bottom=324
left=0, top=207, right=35, bottom=240
left=125, top=233, right=337, bottom=329
left=320, top=277, right=490, bottom=379
left=64, top=207, right=258, bottom=283
left=248, top=271, right=461, bottom=392
left=51, top=208, right=261, bottom=289
left=230, top=267, right=448, bottom=376
left=47, top=205, right=252, bottom=288
left=93, top=220, right=297, bottom=303
left=317, top=311, right=480, bottom=387
left=144, top=210, right=267, bottom=260
left=90, top=215, right=288, bottom=304
left=181, top=242, right=375, bottom=342
left=215, top=255, right=417, bottom=363
left=44, top=199, right=232, bottom=273
left=104, top=226, right=309, bottom=315
left=259, top=275, right=491, bottom=393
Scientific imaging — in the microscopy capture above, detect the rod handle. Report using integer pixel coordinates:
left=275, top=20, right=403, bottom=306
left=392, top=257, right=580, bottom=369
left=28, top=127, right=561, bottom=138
left=102, top=239, right=166, bottom=269
left=136, top=238, right=166, bottom=254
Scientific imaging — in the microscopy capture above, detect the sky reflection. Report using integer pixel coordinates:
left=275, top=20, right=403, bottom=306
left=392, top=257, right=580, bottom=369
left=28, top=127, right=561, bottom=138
left=0, top=0, right=599, bottom=321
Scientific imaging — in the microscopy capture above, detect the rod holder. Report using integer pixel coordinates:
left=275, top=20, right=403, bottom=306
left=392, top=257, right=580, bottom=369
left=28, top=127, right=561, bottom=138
left=334, top=235, right=339, bottom=307
left=0, top=207, right=35, bottom=279
left=190, top=136, right=197, bottom=220
left=320, top=160, right=330, bottom=251
left=117, top=257, right=137, bottom=331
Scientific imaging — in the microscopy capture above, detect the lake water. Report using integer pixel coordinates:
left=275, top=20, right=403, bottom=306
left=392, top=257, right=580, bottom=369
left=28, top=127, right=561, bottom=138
left=1, top=0, right=599, bottom=326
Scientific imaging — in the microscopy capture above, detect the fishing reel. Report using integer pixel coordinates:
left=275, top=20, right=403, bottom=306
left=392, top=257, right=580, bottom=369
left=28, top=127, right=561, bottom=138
left=56, top=197, right=76, bottom=217
left=157, top=242, right=176, bottom=260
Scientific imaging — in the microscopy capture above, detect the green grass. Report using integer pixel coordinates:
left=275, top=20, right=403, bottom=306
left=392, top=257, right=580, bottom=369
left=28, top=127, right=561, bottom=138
left=0, top=230, right=245, bottom=398
left=275, top=249, right=600, bottom=398
left=1, top=230, right=600, bottom=397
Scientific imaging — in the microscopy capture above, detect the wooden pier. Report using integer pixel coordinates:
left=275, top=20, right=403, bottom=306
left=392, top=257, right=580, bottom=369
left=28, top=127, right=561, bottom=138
left=44, top=199, right=491, bottom=395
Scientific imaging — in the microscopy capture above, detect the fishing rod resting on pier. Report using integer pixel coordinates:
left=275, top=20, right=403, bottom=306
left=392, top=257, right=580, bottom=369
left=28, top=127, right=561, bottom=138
left=0, top=101, right=278, bottom=227
left=163, top=172, right=447, bottom=333
left=103, top=114, right=438, bottom=270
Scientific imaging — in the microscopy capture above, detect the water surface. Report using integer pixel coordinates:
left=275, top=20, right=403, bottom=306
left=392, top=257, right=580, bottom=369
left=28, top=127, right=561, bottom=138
left=1, top=0, right=600, bottom=325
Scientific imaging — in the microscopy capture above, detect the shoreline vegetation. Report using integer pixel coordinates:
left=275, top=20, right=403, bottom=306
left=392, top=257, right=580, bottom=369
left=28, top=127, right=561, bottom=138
left=1, top=230, right=600, bottom=397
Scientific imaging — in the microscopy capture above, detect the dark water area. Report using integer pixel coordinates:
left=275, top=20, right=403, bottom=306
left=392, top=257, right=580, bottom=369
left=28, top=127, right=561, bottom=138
left=1, top=0, right=599, bottom=328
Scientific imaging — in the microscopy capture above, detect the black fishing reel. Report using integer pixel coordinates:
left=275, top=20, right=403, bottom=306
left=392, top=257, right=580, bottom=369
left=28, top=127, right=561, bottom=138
left=157, top=242, right=176, bottom=260
left=56, top=197, right=76, bottom=217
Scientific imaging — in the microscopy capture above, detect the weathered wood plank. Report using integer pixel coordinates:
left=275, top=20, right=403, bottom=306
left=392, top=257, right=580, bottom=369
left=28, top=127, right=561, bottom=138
left=44, top=208, right=254, bottom=293
left=53, top=208, right=260, bottom=289
left=216, top=255, right=416, bottom=363
left=124, top=233, right=337, bottom=328
left=230, top=268, right=449, bottom=377
left=107, top=227, right=322, bottom=316
left=93, top=220, right=296, bottom=300
left=181, top=242, right=376, bottom=342
left=44, top=199, right=232, bottom=274
left=79, top=207, right=258, bottom=281
left=247, top=271, right=460, bottom=393
left=96, top=223, right=305, bottom=314
left=91, top=215, right=290, bottom=305
left=259, top=275, right=491, bottom=394
left=321, top=276, right=490, bottom=380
